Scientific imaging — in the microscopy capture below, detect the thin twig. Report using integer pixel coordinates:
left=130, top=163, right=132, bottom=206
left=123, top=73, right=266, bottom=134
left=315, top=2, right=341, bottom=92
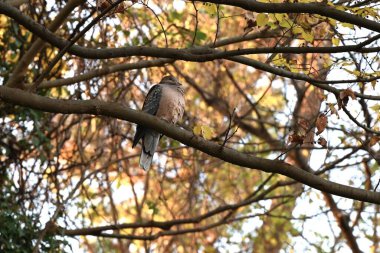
left=222, top=108, right=236, bottom=147
left=30, top=0, right=126, bottom=91
left=191, top=1, right=198, bottom=46
left=213, top=4, right=220, bottom=46
left=374, top=179, right=380, bottom=191
left=142, top=2, right=168, bottom=47
left=342, top=105, right=380, bottom=135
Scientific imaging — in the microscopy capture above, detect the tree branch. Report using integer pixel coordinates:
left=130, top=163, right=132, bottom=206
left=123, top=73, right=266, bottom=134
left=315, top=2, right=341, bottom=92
left=197, top=0, right=380, bottom=33
left=5, top=0, right=85, bottom=88
left=38, top=58, right=174, bottom=89
left=2, top=2, right=380, bottom=101
left=1, top=86, right=380, bottom=204
left=4, top=0, right=27, bottom=7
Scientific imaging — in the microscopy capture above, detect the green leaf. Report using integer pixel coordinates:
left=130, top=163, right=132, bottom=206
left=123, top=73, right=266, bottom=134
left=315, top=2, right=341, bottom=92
left=256, top=13, right=269, bottom=27
left=147, top=200, right=159, bottom=215
left=195, top=31, right=207, bottom=41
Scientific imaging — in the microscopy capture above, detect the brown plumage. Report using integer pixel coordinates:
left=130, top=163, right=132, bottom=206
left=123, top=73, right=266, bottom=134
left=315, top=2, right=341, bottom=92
left=132, top=76, right=185, bottom=170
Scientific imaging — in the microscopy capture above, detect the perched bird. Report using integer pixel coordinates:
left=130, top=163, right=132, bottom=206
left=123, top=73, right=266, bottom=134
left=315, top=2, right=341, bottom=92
left=132, top=76, right=185, bottom=170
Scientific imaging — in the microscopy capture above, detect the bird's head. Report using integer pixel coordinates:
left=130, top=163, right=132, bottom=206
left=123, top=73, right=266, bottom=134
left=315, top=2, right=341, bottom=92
left=160, top=75, right=181, bottom=85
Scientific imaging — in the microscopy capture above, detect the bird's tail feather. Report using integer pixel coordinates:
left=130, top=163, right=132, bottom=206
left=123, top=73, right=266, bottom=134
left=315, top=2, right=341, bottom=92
left=140, top=131, right=160, bottom=170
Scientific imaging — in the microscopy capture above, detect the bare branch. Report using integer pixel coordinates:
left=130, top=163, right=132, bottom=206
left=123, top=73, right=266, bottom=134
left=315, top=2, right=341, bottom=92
left=1, top=86, right=380, bottom=204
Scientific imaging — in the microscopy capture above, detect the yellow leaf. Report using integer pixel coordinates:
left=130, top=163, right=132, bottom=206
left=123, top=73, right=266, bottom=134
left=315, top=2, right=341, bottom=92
left=371, top=80, right=377, bottom=89
left=292, top=26, right=304, bottom=34
left=327, top=103, right=339, bottom=118
left=343, top=68, right=360, bottom=77
left=275, top=13, right=285, bottom=22
left=302, top=31, right=314, bottom=42
left=332, top=37, right=340, bottom=46
left=279, top=20, right=292, bottom=28
left=341, top=22, right=354, bottom=29
left=341, top=61, right=354, bottom=66
left=256, top=13, right=269, bottom=27
left=193, top=125, right=202, bottom=136
left=335, top=5, right=346, bottom=11
left=201, top=125, right=215, bottom=140
left=370, top=104, right=380, bottom=111
left=91, top=118, right=97, bottom=132
left=328, top=18, right=337, bottom=26
left=193, top=125, right=215, bottom=140
left=201, top=3, right=217, bottom=15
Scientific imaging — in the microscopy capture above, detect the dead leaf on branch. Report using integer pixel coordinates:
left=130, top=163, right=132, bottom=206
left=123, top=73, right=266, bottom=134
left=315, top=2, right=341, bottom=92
left=327, top=103, right=339, bottom=118
left=296, top=119, right=310, bottom=137
left=317, top=137, right=327, bottom=148
left=369, top=136, right=380, bottom=147
left=339, top=88, right=356, bottom=100
left=288, top=133, right=305, bottom=145
left=338, top=88, right=356, bottom=109
left=316, top=113, right=328, bottom=135
left=97, top=0, right=126, bottom=14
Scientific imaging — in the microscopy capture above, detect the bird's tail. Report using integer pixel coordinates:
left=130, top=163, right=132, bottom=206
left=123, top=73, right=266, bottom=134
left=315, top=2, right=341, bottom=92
left=140, top=130, right=160, bottom=170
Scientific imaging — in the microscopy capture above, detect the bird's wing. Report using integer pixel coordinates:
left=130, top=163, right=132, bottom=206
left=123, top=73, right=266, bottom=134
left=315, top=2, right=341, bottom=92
left=141, top=84, right=162, bottom=115
left=132, top=85, right=162, bottom=148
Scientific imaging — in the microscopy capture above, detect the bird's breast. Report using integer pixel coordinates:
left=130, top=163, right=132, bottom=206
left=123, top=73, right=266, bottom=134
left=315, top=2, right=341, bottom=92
left=155, top=86, right=185, bottom=124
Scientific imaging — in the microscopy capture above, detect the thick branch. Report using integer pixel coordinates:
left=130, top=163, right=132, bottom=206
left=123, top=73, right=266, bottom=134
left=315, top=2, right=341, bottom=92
left=323, top=193, right=363, bottom=253
left=197, top=0, right=380, bottom=33
left=64, top=180, right=288, bottom=236
left=2, top=2, right=380, bottom=100
left=1, top=86, right=380, bottom=204
left=5, top=0, right=27, bottom=7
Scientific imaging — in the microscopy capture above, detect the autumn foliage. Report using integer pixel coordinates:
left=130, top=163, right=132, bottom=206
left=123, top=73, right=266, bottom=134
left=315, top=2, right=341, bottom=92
left=0, top=0, right=380, bottom=252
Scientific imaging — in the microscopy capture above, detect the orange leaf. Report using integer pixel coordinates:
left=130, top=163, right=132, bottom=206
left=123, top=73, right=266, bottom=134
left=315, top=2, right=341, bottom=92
left=340, top=88, right=356, bottom=102
left=369, top=136, right=380, bottom=147
left=97, top=0, right=111, bottom=10
left=298, top=119, right=309, bottom=131
left=339, top=88, right=356, bottom=100
left=338, top=88, right=356, bottom=109
left=317, top=137, right=327, bottom=148
left=288, top=133, right=304, bottom=145
left=316, top=114, right=328, bottom=135
left=97, top=0, right=125, bottom=13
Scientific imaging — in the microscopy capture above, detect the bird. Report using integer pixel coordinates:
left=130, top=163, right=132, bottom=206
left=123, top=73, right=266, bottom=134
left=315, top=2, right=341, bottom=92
left=132, top=76, right=185, bottom=170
